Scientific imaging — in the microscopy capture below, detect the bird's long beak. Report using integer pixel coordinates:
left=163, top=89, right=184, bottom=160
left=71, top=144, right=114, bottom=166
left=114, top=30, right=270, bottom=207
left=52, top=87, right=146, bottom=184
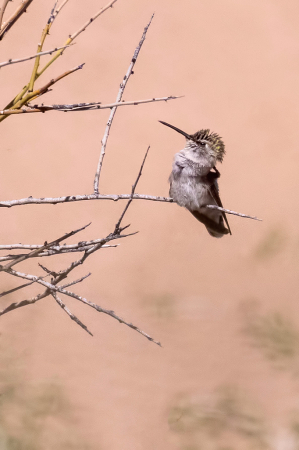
left=159, top=121, right=191, bottom=140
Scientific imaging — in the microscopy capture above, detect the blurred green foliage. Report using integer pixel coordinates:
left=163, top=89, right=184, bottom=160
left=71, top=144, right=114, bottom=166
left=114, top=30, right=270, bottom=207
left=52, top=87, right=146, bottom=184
left=244, top=308, right=299, bottom=368
left=254, top=228, right=286, bottom=260
left=168, top=386, right=268, bottom=450
left=0, top=340, right=92, bottom=450
left=142, top=293, right=175, bottom=318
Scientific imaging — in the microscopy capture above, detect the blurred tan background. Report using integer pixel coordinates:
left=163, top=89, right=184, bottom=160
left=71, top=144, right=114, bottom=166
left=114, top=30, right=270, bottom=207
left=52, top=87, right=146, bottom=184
left=0, top=0, right=299, bottom=448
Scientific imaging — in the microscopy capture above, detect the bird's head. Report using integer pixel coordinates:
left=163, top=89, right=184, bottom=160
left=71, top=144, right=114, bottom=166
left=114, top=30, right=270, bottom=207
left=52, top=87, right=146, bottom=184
left=159, top=121, right=225, bottom=163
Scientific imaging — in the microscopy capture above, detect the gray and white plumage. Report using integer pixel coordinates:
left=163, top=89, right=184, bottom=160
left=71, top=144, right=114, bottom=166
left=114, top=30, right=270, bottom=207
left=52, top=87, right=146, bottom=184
left=160, top=121, right=231, bottom=238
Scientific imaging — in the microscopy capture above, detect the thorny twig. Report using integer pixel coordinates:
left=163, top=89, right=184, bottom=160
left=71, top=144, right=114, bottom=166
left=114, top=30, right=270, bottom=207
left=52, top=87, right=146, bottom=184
left=93, top=14, right=154, bottom=194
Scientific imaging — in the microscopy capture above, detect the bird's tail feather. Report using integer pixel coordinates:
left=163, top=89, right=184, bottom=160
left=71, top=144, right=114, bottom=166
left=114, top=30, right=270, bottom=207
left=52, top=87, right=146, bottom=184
left=190, top=210, right=230, bottom=238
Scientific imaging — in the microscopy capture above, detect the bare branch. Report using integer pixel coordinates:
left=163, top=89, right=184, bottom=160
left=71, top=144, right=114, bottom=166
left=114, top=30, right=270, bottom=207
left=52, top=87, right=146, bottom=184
left=60, top=273, right=91, bottom=289
left=206, top=205, right=262, bottom=221
left=0, top=290, right=50, bottom=316
left=51, top=291, right=93, bottom=336
left=0, top=280, right=35, bottom=298
left=36, top=96, right=181, bottom=112
left=0, top=0, right=34, bottom=41
left=0, top=96, right=180, bottom=116
left=115, top=146, right=150, bottom=232
left=0, top=193, right=173, bottom=208
left=57, top=287, right=161, bottom=346
left=0, top=272, right=51, bottom=297
left=70, top=0, right=117, bottom=41
left=93, top=14, right=154, bottom=194
left=38, top=263, right=54, bottom=275
left=2, top=265, right=160, bottom=345
left=54, top=0, right=70, bottom=17
left=0, top=45, right=73, bottom=69
left=19, top=63, right=85, bottom=108
left=0, top=194, right=259, bottom=223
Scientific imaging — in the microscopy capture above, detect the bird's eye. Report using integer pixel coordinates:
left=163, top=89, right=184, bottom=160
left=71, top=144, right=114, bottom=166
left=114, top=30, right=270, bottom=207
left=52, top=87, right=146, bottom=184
left=200, top=141, right=206, bottom=146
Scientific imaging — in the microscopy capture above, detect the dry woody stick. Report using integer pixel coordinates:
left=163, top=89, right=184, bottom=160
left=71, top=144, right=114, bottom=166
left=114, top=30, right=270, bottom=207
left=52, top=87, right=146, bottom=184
left=93, top=14, right=155, bottom=194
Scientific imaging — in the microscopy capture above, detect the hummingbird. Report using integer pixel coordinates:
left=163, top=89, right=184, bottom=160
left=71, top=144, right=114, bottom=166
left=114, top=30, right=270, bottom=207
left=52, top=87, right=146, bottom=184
left=159, top=120, right=231, bottom=238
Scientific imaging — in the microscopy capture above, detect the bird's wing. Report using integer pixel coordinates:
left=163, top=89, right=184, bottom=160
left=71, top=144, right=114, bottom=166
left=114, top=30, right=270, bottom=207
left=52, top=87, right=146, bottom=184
left=208, top=182, right=232, bottom=235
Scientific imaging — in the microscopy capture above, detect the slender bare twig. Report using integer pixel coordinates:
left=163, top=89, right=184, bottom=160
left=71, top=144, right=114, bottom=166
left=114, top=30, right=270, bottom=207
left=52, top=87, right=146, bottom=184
left=0, top=0, right=10, bottom=30
left=115, top=147, right=150, bottom=232
left=0, top=0, right=34, bottom=40
left=34, top=96, right=180, bottom=112
left=0, top=280, right=36, bottom=298
left=93, top=14, right=154, bottom=194
left=57, top=287, right=161, bottom=346
left=0, top=45, right=73, bottom=69
left=0, top=96, right=180, bottom=115
left=0, top=193, right=173, bottom=208
left=60, top=273, right=91, bottom=289
left=0, top=290, right=50, bottom=316
left=0, top=273, right=51, bottom=297
left=205, top=205, right=262, bottom=221
left=51, top=291, right=93, bottom=336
